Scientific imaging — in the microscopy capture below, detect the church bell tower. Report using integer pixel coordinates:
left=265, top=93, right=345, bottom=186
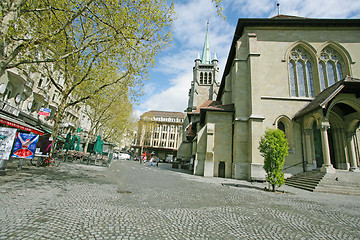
left=186, top=23, right=220, bottom=112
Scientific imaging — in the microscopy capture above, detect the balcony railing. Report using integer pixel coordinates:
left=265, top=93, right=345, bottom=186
left=0, top=101, right=20, bottom=117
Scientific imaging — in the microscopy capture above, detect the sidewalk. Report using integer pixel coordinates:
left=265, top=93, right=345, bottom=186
left=141, top=161, right=310, bottom=196
left=1, top=158, right=354, bottom=198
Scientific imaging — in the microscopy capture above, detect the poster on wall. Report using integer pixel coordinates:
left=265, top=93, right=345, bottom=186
left=0, top=127, right=17, bottom=160
left=35, top=136, right=53, bottom=157
left=12, top=133, right=39, bottom=159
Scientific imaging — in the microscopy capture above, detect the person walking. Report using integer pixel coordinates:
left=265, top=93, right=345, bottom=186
left=150, top=157, right=154, bottom=167
left=143, top=156, right=146, bottom=165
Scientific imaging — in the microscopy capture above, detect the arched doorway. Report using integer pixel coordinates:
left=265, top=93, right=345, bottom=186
left=327, top=101, right=360, bottom=170
left=296, top=76, right=360, bottom=172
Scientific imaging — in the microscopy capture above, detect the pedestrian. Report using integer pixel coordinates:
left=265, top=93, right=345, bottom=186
left=156, top=157, right=159, bottom=167
left=150, top=157, right=154, bottom=167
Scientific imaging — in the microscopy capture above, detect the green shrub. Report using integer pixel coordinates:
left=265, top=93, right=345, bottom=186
left=259, top=128, right=289, bottom=192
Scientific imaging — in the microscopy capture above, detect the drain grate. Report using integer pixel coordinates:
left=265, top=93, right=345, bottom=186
left=117, top=190, right=131, bottom=194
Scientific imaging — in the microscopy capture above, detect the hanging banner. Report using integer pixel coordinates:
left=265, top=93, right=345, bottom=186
left=12, top=133, right=39, bottom=159
left=0, top=127, right=17, bottom=160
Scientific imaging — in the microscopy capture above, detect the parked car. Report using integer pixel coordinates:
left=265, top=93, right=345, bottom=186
left=119, top=153, right=131, bottom=160
left=165, top=155, right=174, bottom=162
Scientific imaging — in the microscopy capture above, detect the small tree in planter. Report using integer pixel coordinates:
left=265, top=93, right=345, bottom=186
left=259, top=128, right=289, bottom=192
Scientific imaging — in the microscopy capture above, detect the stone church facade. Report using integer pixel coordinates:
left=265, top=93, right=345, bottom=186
left=178, top=16, right=360, bottom=181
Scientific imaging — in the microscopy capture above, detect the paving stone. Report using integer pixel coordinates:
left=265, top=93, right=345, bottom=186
left=0, top=161, right=360, bottom=239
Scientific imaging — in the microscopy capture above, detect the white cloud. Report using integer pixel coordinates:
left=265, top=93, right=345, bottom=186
left=141, top=72, right=192, bottom=112
left=142, top=82, right=157, bottom=96
left=137, top=0, right=234, bottom=114
left=278, top=0, right=360, bottom=18
left=225, top=0, right=275, bottom=18
left=133, top=109, right=144, bottom=120
left=136, top=0, right=360, bottom=115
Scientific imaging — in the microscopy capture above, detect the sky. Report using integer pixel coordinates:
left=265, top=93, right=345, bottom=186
left=134, top=0, right=360, bottom=118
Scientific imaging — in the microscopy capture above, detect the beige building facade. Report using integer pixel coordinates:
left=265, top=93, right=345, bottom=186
left=0, top=66, right=92, bottom=148
left=132, top=111, right=184, bottom=161
left=179, top=16, right=360, bottom=180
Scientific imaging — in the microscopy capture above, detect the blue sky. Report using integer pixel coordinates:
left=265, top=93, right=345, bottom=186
left=134, top=0, right=360, bottom=118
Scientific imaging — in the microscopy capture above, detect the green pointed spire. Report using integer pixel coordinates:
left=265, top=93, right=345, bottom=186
left=201, top=22, right=211, bottom=64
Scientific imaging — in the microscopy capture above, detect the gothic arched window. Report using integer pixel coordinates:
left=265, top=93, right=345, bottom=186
left=318, top=47, right=344, bottom=91
left=289, top=47, right=315, bottom=97
left=278, top=121, right=285, bottom=133
left=208, top=73, right=212, bottom=84
left=276, top=117, right=293, bottom=147
left=200, top=72, right=203, bottom=84
left=204, top=72, right=208, bottom=84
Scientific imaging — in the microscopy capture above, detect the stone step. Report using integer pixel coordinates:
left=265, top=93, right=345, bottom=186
left=285, top=170, right=360, bottom=195
left=317, top=183, right=360, bottom=189
left=286, top=178, right=321, bottom=184
left=285, top=181, right=316, bottom=191
left=291, top=172, right=325, bottom=178
left=314, top=186, right=360, bottom=196
left=286, top=179, right=320, bottom=187
left=285, top=171, right=326, bottom=192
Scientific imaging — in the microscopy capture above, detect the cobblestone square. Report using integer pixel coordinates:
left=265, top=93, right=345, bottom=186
left=0, top=160, right=359, bottom=239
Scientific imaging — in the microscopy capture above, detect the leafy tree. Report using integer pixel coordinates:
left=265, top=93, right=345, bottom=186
left=10, top=0, right=174, bottom=156
left=258, top=128, right=289, bottom=192
left=212, top=0, right=225, bottom=20
left=1, top=0, right=222, bottom=157
left=1, top=0, right=222, bottom=78
left=0, top=0, right=97, bottom=77
left=82, top=80, right=135, bottom=152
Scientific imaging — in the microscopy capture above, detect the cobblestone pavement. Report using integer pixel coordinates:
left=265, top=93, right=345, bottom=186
left=1, top=160, right=360, bottom=240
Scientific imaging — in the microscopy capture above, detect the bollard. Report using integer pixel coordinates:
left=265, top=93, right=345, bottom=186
left=0, top=159, right=7, bottom=170
left=17, top=159, right=23, bottom=170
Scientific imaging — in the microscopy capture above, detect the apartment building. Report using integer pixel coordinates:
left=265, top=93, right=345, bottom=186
left=0, top=68, right=91, bottom=146
left=132, top=111, right=184, bottom=161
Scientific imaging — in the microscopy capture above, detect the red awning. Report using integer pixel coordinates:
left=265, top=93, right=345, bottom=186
left=0, top=113, right=44, bottom=135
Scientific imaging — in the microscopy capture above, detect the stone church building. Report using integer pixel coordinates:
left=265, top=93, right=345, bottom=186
left=178, top=16, right=360, bottom=181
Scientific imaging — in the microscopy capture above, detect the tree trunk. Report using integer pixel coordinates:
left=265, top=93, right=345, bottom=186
left=83, top=122, right=99, bottom=153
left=49, top=99, right=67, bottom=158
left=84, top=137, right=90, bottom=153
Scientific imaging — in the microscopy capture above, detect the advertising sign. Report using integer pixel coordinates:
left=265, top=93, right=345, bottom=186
left=38, top=108, right=51, bottom=116
left=35, top=136, right=53, bottom=157
left=12, top=133, right=39, bottom=159
left=0, top=127, right=17, bottom=160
